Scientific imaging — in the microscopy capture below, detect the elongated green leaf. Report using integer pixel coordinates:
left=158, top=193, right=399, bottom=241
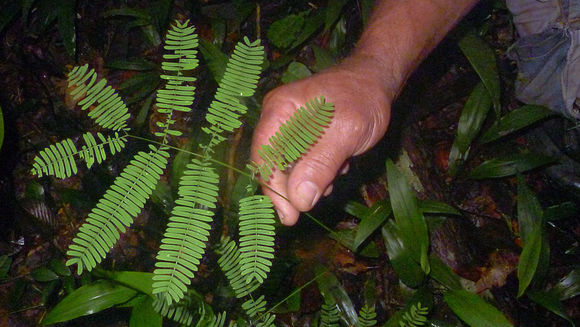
left=31, top=266, right=59, bottom=282
left=324, top=0, right=348, bottom=32
left=444, top=290, right=513, bottom=327
left=551, top=268, right=580, bottom=301
left=354, top=200, right=392, bottom=250
left=107, top=59, right=156, bottom=71
left=419, top=199, right=460, bottom=216
left=95, top=270, right=154, bottom=296
left=480, top=105, right=553, bottom=143
left=281, top=61, right=312, bottom=84
left=517, top=175, right=547, bottom=297
left=544, top=202, right=578, bottom=222
left=0, top=105, right=4, bottom=151
left=382, top=221, right=425, bottom=287
left=0, top=255, right=11, bottom=279
left=386, top=160, right=430, bottom=274
left=344, top=201, right=372, bottom=219
left=527, top=290, right=576, bottom=326
left=56, top=0, right=76, bottom=58
left=429, top=255, right=462, bottom=291
left=43, top=280, right=138, bottom=325
left=448, top=82, right=492, bottom=175
left=130, top=295, right=162, bottom=327
left=468, top=153, right=556, bottom=179
left=458, top=31, right=500, bottom=115
left=315, top=265, right=358, bottom=326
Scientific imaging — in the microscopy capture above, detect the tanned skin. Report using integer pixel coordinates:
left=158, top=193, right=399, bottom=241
left=251, top=0, right=480, bottom=225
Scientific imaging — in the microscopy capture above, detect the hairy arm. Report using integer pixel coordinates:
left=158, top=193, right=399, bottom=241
left=252, top=0, right=479, bottom=225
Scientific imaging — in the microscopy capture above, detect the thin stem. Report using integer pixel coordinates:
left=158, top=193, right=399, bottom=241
left=267, top=270, right=328, bottom=314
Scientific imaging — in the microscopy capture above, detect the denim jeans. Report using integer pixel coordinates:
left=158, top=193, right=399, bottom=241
left=507, top=0, right=580, bottom=119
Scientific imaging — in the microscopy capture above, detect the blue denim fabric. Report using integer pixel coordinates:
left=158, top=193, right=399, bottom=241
left=507, top=0, right=580, bottom=119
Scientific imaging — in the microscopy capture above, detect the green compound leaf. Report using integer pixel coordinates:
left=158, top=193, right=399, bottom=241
left=468, top=153, right=556, bottom=179
left=66, top=149, right=169, bottom=275
left=42, top=280, right=138, bottom=325
left=250, top=97, right=334, bottom=181
left=444, top=290, right=513, bottom=327
left=217, top=236, right=260, bottom=298
left=238, top=195, right=276, bottom=285
left=68, top=64, right=131, bottom=131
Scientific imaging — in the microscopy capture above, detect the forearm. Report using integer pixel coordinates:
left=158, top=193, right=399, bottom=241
left=345, top=0, right=479, bottom=99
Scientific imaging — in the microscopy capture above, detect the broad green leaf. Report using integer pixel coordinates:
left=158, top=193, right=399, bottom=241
left=0, top=255, right=11, bottom=279
left=517, top=175, right=547, bottom=297
left=517, top=231, right=542, bottom=297
left=103, top=8, right=152, bottom=20
left=386, top=160, right=430, bottom=274
left=444, top=290, right=513, bottom=327
left=429, top=255, right=462, bottom=291
left=344, top=201, right=371, bottom=219
left=527, top=290, right=576, bottom=326
left=130, top=295, right=162, bottom=327
left=281, top=61, right=312, bottom=84
left=49, top=259, right=71, bottom=277
left=458, top=31, right=500, bottom=115
left=267, top=12, right=307, bottom=49
left=0, top=105, right=4, bottom=151
left=31, top=266, right=59, bottom=282
left=361, top=0, right=375, bottom=27
left=43, top=280, right=138, bottom=325
left=468, top=153, right=556, bottom=179
left=544, top=202, right=578, bottom=221
left=94, top=270, right=154, bottom=296
left=291, top=9, right=326, bottom=50
left=480, top=105, right=553, bottom=143
left=419, top=199, right=460, bottom=216
left=328, top=16, right=346, bottom=56
left=324, top=0, right=348, bottom=32
left=329, top=229, right=380, bottom=258
left=551, top=268, right=580, bottom=301
left=448, top=82, right=492, bottom=175
left=354, top=200, right=392, bottom=250
left=517, top=175, right=543, bottom=245
left=382, top=221, right=425, bottom=287
left=311, top=45, right=335, bottom=72
left=56, top=0, right=76, bottom=58
left=107, top=58, right=156, bottom=71
left=200, top=39, right=228, bottom=83
left=315, top=265, right=358, bottom=326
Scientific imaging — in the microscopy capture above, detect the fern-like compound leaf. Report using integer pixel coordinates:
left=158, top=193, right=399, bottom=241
left=156, top=20, right=198, bottom=140
left=399, top=302, right=428, bottom=327
left=238, top=195, right=276, bottom=285
left=202, top=36, right=264, bottom=145
left=320, top=300, right=340, bottom=327
left=152, top=289, right=217, bottom=327
left=249, top=96, right=334, bottom=181
left=66, top=148, right=169, bottom=274
left=67, top=64, right=130, bottom=131
left=217, top=236, right=260, bottom=298
left=31, top=131, right=127, bottom=179
left=242, top=295, right=276, bottom=327
left=356, top=305, right=377, bottom=327
left=153, top=159, right=219, bottom=305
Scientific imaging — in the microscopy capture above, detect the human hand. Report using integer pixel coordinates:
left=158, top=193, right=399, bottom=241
left=251, top=56, right=395, bottom=225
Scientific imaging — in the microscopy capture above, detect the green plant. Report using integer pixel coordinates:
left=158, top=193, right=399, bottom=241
left=31, top=17, right=339, bottom=326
